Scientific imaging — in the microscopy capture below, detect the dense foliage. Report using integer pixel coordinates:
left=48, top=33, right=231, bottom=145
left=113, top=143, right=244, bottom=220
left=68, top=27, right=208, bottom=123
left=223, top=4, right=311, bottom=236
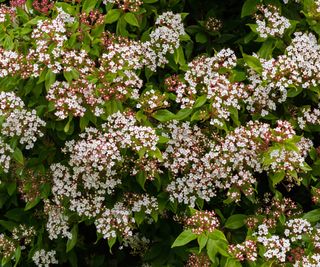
left=2, top=0, right=320, bottom=266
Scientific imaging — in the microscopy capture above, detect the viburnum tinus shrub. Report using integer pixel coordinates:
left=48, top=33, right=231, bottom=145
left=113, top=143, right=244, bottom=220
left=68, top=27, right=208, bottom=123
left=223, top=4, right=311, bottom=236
left=1, top=0, right=320, bottom=266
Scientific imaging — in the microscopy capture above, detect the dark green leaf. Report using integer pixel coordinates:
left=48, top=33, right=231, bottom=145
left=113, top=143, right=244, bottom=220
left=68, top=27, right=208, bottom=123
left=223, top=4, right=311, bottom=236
left=303, top=209, right=320, bottom=222
left=13, top=147, right=24, bottom=165
left=243, top=53, right=262, bottom=73
left=224, top=214, right=247, bottom=229
left=82, top=0, right=97, bottom=12
left=152, top=110, right=175, bottom=122
left=66, top=225, right=78, bottom=252
left=197, top=234, right=208, bottom=252
left=171, top=229, right=197, bottom=248
left=241, top=0, right=260, bottom=18
left=105, top=9, right=122, bottom=24
left=124, top=13, right=139, bottom=27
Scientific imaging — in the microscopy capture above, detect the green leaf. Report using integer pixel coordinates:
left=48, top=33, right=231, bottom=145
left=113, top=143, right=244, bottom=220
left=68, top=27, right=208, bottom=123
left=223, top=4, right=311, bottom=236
left=152, top=110, right=175, bottom=122
left=207, top=239, right=229, bottom=257
left=6, top=182, right=16, bottom=196
left=171, top=229, right=197, bottom=248
left=24, top=197, right=41, bottom=211
left=124, top=13, right=139, bottom=27
left=270, top=171, right=285, bottom=186
left=64, top=116, right=73, bottom=133
left=242, top=53, right=262, bottom=73
left=14, top=246, right=21, bottom=267
left=303, top=209, right=320, bottom=222
left=143, top=0, right=158, bottom=2
left=197, top=234, right=208, bottom=252
left=287, top=86, right=303, bottom=98
left=116, top=16, right=128, bottom=36
left=225, top=258, right=242, bottom=267
left=1, top=256, right=10, bottom=266
left=45, top=69, right=56, bottom=91
left=241, top=0, right=260, bottom=18
left=137, top=171, right=146, bottom=190
left=207, top=229, right=228, bottom=242
left=105, top=9, right=122, bottom=24
left=309, top=147, right=317, bottom=160
left=175, top=109, right=192, bottom=120
left=63, top=70, right=79, bottom=83
left=261, top=261, right=274, bottom=267
left=206, top=239, right=218, bottom=262
left=134, top=211, right=145, bottom=225
left=258, top=38, right=275, bottom=59
left=195, top=32, right=207, bottom=43
left=5, top=208, right=25, bottom=222
left=80, top=115, right=89, bottom=131
left=193, top=95, right=207, bottom=108
left=3, top=35, right=14, bottom=50
left=224, top=214, right=247, bottom=230
left=82, top=0, right=97, bottom=12
left=108, top=236, right=117, bottom=253
left=229, top=106, right=240, bottom=126
left=0, top=220, right=17, bottom=231
left=158, top=136, right=170, bottom=144
left=149, top=148, right=163, bottom=161
left=174, top=46, right=186, bottom=66
left=13, top=147, right=24, bottom=165
left=66, top=225, right=78, bottom=252
left=279, top=213, right=286, bottom=225
left=230, top=70, right=246, bottom=82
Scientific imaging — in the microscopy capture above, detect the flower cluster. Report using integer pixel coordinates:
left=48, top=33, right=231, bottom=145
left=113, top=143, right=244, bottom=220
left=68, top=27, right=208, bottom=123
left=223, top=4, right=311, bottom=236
left=9, top=0, right=26, bottom=7
left=254, top=194, right=302, bottom=229
left=263, top=121, right=313, bottom=183
left=247, top=32, right=320, bottom=116
left=143, top=11, right=185, bottom=70
left=228, top=240, right=257, bottom=262
left=47, top=80, right=90, bottom=119
left=125, top=193, right=158, bottom=215
left=17, top=168, right=49, bottom=203
left=0, top=5, right=15, bottom=24
left=103, top=0, right=143, bottom=12
left=79, top=10, right=105, bottom=27
left=46, top=11, right=185, bottom=118
left=258, top=233, right=291, bottom=262
left=185, top=253, right=211, bottom=267
left=0, top=92, right=45, bottom=172
left=12, top=224, right=35, bottom=247
left=297, top=104, right=320, bottom=129
left=0, top=138, right=14, bottom=173
left=33, top=0, right=54, bottom=14
left=95, top=202, right=135, bottom=239
left=171, top=49, right=246, bottom=126
left=137, top=89, right=169, bottom=113
left=44, top=201, right=72, bottom=240
left=32, top=249, right=58, bottom=267
left=2, top=109, right=46, bottom=149
left=0, top=234, right=16, bottom=261
left=0, top=92, right=45, bottom=149
left=204, top=17, right=222, bottom=32
left=284, top=218, right=312, bottom=242
left=255, top=4, right=291, bottom=38
left=121, top=233, right=150, bottom=256
left=50, top=112, right=159, bottom=240
left=254, top=219, right=320, bottom=264
left=185, top=210, right=220, bottom=235
left=164, top=120, right=311, bottom=205
left=161, top=121, right=214, bottom=206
